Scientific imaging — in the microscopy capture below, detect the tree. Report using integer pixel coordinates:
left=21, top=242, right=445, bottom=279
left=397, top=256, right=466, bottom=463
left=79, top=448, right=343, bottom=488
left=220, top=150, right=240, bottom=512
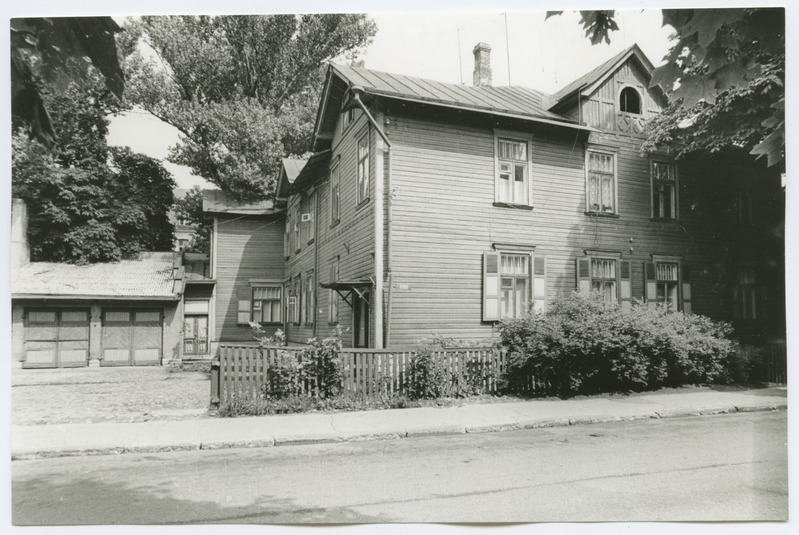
left=174, top=186, right=211, bottom=254
left=12, top=78, right=176, bottom=264
left=547, top=9, right=785, bottom=168
left=123, top=14, right=376, bottom=201
left=11, top=17, right=125, bottom=148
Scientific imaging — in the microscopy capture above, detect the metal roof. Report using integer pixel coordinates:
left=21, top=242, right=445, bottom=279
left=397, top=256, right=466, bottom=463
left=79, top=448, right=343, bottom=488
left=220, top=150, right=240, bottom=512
left=281, top=158, right=306, bottom=183
left=334, top=64, right=571, bottom=123
left=12, top=252, right=181, bottom=300
left=289, top=151, right=332, bottom=194
left=202, top=189, right=277, bottom=215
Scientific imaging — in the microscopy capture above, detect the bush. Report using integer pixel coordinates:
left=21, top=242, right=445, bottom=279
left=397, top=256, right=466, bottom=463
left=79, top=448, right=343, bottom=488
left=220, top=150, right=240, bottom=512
left=217, top=392, right=419, bottom=417
left=500, top=292, right=738, bottom=397
left=299, top=328, right=344, bottom=398
left=404, top=346, right=501, bottom=400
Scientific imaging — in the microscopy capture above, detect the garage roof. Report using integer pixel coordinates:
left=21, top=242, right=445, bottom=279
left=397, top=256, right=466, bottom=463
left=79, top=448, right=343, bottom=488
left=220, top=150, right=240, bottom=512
left=12, top=252, right=182, bottom=301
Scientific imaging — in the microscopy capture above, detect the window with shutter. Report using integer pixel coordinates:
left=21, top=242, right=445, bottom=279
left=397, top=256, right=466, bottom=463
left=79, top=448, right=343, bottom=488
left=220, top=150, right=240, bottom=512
left=576, top=255, right=627, bottom=306
left=483, top=251, right=532, bottom=321
left=652, top=161, right=678, bottom=220
left=328, top=257, right=340, bottom=324
left=252, top=285, right=282, bottom=324
left=533, top=256, right=547, bottom=313
left=645, top=258, right=686, bottom=312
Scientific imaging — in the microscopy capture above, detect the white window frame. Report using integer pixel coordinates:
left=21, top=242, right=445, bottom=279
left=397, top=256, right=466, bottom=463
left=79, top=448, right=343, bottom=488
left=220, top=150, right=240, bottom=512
left=585, top=148, right=618, bottom=215
left=303, top=270, right=315, bottom=325
left=651, top=159, right=679, bottom=220
left=499, top=252, right=531, bottom=319
left=356, top=131, right=370, bottom=206
left=251, top=284, right=283, bottom=325
left=494, top=130, right=533, bottom=206
left=328, top=256, right=340, bottom=324
left=590, top=257, right=619, bottom=304
left=618, top=85, right=643, bottom=115
left=651, top=256, right=683, bottom=312
left=307, top=190, right=316, bottom=244
left=284, top=212, right=291, bottom=258
left=330, top=157, right=340, bottom=227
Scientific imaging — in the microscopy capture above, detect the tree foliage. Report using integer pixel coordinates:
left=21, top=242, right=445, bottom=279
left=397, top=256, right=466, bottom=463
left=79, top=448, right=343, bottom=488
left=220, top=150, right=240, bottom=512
left=12, top=78, right=176, bottom=264
left=174, top=186, right=211, bottom=254
left=548, top=8, right=785, bottom=167
left=11, top=17, right=125, bottom=148
left=123, top=14, right=376, bottom=201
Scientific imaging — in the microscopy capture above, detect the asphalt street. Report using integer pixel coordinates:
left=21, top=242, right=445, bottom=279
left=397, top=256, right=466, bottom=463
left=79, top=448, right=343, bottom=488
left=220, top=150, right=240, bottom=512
left=12, top=411, right=787, bottom=524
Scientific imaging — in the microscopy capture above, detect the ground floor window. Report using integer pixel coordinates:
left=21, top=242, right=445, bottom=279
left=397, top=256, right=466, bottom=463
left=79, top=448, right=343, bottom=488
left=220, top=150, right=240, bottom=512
left=253, top=286, right=282, bottom=324
left=655, top=262, right=680, bottom=310
left=591, top=258, right=617, bottom=303
left=733, top=268, right=757, bottom=320
left=500, top=253, right=529, bottom=319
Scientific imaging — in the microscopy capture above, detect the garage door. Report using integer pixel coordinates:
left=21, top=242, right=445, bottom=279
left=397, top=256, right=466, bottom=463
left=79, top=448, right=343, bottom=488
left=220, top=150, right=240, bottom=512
left=24, top=309, right=90, bottom=368
left=101, top=310, right=162, bottom=366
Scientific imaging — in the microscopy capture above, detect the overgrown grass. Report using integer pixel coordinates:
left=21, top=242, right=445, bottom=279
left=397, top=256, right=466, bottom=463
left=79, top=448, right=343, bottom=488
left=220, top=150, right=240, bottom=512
left=217, top=392, right=420, bottom=417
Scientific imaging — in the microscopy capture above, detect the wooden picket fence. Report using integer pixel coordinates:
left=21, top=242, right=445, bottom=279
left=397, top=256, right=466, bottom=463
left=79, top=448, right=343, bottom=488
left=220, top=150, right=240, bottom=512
left=763, top=342, right=787, bottom=385
left=210, top=344, right=552, bottom=405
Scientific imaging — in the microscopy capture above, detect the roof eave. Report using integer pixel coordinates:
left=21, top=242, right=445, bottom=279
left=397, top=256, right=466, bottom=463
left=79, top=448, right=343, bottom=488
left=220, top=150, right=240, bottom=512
left=12, top=294, right=180, bottom=301
left=361, top=89, right=598, bottom=133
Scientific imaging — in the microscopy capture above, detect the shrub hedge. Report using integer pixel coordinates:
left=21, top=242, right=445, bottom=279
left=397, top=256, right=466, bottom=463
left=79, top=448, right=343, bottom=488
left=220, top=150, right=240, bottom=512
left=500, top=292, right=738, bottom=397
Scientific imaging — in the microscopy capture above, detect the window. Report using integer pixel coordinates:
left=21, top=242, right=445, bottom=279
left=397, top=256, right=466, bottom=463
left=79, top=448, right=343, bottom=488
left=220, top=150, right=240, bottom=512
left=252, top=286, right=282, bottom=324
left=178, top=239, right=189, bottom=250
left=303, top=271, right=315, bottom=325
left=293, top=208, right=300, bottom=252
left=340, top=108, right=354, bottom=133
left=330, top=160, right=340, bottom=226
left=652, top=161, right=678, bottom=220
left=357, top=132, right=370, bottom=205
left=500, top=254, right=529, bottom=319
left=307, top=191, right=316, bottom=243
left=733, top=268, right=757, bottom=320
left=328, top=257, right=340, bottom=324
left=591, top=258, right=617, bottom=303
left=655, top=263, right=680, bottom=310
left=292, top=278, right=301, bottom=325
left=496, top=137, right=530, bottom=205
left=586, top=150, right=616, bottom=214
left=284, top=213, right=291, bottom=258
left=619, top=87, right=642, bottom=114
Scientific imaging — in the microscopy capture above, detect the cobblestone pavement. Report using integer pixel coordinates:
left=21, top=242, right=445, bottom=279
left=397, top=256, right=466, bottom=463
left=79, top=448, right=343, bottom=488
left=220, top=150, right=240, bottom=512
left=12, top=367, right=211, bottom=426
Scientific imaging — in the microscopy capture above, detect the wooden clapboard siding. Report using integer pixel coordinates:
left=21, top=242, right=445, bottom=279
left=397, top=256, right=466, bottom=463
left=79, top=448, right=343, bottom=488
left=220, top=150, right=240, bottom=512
left=383, top=93, right=779, bottom=345
left=214, top=214, right=285, bottom=343
left=284, top=106, right=377, bottom=347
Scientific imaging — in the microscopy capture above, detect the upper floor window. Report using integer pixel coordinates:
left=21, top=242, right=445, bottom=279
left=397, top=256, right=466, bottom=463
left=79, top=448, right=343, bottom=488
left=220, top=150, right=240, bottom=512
left=307, top=191, right=316, bottom=243
left=357, top=132, right=370, bottom=205
left=340, top=108, right=354, bottom=133
left=652, top=161, right=678, bottom=220
left=619, top=87, right=642, bottom=115
left=293, top=208, right=300, bottom=252
left=284, top=213, right=291, bottom=258
left=586, top=150, right=616, bottom=214
left=496, top=137, right=530, bottom=206
left=330, top=160, right=340, bottom=227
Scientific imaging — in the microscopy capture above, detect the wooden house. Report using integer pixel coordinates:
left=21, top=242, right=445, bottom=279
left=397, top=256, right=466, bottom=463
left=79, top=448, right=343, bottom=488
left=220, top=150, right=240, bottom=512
left=212, top=43, right=785, bottom=350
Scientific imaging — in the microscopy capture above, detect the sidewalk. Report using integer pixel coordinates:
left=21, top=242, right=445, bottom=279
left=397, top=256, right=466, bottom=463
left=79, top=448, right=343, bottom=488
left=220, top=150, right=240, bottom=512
left=11, top=386, right=787, bottom=460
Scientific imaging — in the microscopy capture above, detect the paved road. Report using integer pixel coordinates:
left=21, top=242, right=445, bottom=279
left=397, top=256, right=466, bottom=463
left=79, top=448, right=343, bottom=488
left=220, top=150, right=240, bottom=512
left=12, top=411, right=787, bottom=524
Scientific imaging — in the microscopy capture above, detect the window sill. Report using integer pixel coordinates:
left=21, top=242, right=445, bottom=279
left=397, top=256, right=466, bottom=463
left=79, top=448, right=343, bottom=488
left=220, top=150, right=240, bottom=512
left=493, top=202, right=533, bottom=211
left=328, top=321, right=339, bottom=326
left=330, top=220, right=340, bottom=230
left=295, top=248, right=302, bottom=254
left=307, top=239, right=315, bottom=246
left=258, top=322, right=283, bottom=327
left=355, top=199, right=370, bottom=212
left=650, top=217, right=680, bottom=223
left=585, top=211, right=620, bottom=219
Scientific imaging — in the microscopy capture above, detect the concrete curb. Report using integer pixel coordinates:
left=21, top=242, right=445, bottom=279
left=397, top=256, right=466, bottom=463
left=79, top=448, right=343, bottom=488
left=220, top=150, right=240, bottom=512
left=11, top=403, right=786, bottom=461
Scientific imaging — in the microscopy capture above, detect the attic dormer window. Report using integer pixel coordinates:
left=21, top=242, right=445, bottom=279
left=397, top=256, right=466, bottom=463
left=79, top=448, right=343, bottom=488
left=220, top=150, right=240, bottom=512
left=619, top=87, right=642, bottom=115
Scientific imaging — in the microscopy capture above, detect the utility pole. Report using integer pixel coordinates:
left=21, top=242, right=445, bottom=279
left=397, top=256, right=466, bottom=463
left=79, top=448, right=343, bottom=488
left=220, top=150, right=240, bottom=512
left=457, top=28, right=464, bottom=84
left=504, top=13, right=512, bottom=85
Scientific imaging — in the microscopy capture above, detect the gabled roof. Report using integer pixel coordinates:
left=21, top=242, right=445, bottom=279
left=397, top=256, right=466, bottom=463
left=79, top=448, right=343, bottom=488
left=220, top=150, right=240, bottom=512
left=548, top=44, right=657, bottom=111
left=202, top=189, right=278, bottom=216
left=289, top=150, right=332, bottom=194
left=12, top=252, right=181, bottom=300
left=275, top=157, right=308, bottom=198
left=312, top=63, right=594, bottom=151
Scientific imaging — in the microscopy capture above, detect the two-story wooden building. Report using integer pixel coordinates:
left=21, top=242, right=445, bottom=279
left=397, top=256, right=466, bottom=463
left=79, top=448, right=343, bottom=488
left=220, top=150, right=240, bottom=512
left=210, top=43, right=785, bottom=350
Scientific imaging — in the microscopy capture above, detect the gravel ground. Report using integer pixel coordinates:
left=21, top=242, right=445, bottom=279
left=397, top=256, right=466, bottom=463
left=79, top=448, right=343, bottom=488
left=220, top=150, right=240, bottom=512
left=12, top=367, right=211, bottom=426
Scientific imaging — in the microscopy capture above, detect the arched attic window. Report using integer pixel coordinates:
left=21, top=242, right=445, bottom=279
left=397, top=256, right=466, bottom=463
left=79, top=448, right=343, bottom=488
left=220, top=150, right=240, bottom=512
left=619, top=87, right=642, bottom=115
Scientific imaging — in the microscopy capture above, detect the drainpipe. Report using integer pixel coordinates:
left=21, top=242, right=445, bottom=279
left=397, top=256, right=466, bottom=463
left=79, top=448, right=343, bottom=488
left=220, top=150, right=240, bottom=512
left=351, top=89, right=391, bottom=348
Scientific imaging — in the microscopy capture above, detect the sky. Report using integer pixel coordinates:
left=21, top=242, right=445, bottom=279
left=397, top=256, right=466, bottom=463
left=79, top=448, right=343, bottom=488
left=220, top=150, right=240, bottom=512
left=104, top=7, right=676, bottom=190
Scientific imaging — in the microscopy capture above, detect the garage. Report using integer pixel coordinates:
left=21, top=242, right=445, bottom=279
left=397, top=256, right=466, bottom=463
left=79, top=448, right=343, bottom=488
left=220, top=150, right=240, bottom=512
left=101, top=309, right=163, bottom=366
left=23, top=309, right=90, bottom=368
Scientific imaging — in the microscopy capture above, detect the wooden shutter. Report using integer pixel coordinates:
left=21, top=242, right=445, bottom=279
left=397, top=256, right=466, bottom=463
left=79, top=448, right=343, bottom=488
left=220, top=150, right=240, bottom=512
left=483, top=251, right=500, bottom=321
left=644, top=261, right=657, bottom=307
left=619, top=260, right=632, bottom=312
left=576, top=257, right=591, bottom=294
left=681, top=264, right=692, bottom=314
left=533, top=256, right=547, bottom=313
left=236, top=286, right=251, bottom=325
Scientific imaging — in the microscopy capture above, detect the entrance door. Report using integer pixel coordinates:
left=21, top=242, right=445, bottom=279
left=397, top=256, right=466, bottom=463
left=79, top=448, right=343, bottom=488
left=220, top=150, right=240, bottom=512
left=101, top=309, right=162, bottom=366
left=183, top=315, right=209, bottom=355
left=353, top=290, right=370, bottom=348
left=23, top=309, right=90, bottom=368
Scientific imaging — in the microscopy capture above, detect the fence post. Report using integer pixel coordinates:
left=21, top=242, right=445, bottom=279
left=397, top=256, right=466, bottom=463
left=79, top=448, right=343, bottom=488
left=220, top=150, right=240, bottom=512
left=210, top=352, right=221, bottom=408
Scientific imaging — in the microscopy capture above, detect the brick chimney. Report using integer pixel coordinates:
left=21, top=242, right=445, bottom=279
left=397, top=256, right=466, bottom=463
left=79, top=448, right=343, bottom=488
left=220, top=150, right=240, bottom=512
left=473, top=43, right=492, bottom=87
left=11, top=198, right=30, bottom=270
